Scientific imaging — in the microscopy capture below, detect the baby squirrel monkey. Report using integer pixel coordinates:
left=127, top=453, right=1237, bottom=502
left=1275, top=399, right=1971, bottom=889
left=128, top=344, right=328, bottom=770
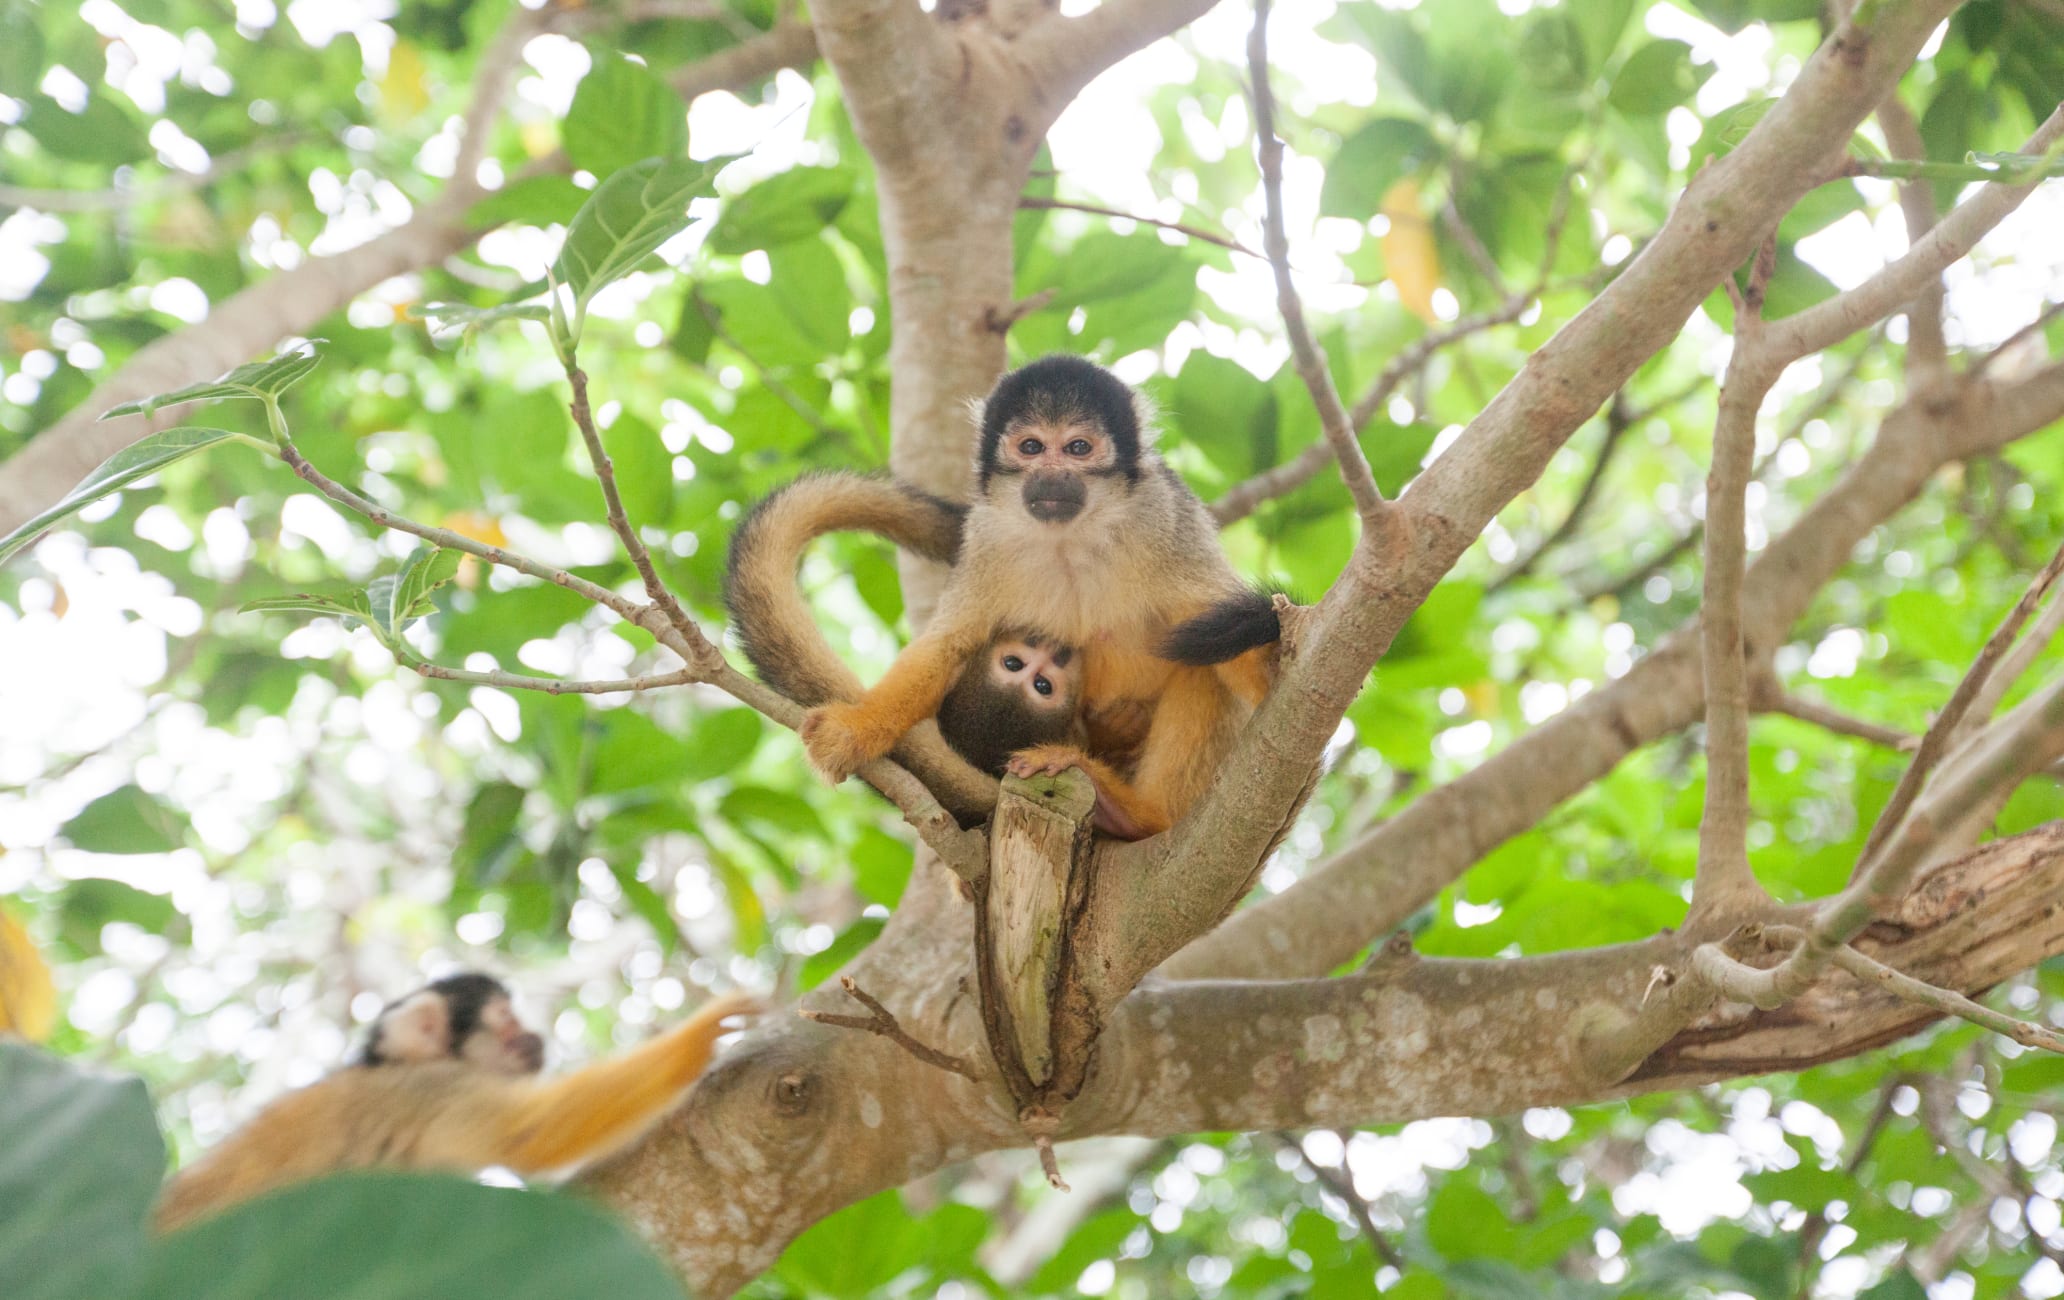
left=151, top=973, right=756, bottom=1232
left=729, top=356, right=1278, bottom=839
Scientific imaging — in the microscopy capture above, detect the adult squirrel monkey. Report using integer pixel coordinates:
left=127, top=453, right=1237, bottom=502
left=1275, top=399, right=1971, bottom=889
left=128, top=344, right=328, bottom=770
left=152, top=974, right=757, bottom=1232
left=723, top=474, right=1097, bottom=790
left=727, top=356, right=1278, bottom=838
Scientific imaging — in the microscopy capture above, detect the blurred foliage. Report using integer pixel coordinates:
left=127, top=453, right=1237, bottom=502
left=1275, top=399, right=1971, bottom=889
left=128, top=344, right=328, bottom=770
left=2, top=0, right=2063, bottom=1295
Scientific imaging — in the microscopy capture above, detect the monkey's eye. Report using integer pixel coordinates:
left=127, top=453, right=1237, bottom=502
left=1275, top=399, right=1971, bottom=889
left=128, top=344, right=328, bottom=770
left=1002, top=655, right=1025, bottom=672
left=1033, top=675, right=1053, bottom=696
left=1064, top=438, right=1092, bottom=456
left=1017, top=437, right=1045, bottom=457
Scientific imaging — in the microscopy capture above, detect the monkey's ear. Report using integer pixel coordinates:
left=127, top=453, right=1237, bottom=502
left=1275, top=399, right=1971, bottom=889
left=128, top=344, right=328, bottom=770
left=366, top=990, right=451, bottom=1065
left=1130, top=388, right=1163, bottom=449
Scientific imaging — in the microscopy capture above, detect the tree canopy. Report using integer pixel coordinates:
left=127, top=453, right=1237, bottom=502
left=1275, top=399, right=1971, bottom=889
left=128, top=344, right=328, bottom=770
left=3, top=0, right=2064, bottom=1295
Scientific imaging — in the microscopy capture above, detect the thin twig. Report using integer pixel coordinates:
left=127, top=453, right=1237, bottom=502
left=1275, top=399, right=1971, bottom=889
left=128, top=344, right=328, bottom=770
left=566, top=366, right=708, bottom=653
left=1271, top=1134, right=1408, bottom=1273
left=1760, top=689, right=1918, bottom=751
left=1766, top=925, right=2064, bottom=1054
left=1853, top=532, right=2064, bottom=877
left=278, top=440, right=641, bottom=619
left=800, top=976, right=982, bottom=1079
left=1971, top=297, right=2064, bottom=379
left=1017, top=196, right=1259, bottom=259
left=1488, top=393, right=1635, bottom=593
left=401, top=660, right=699, bottom=695
left=1245, top=0, right=1387, bottom=523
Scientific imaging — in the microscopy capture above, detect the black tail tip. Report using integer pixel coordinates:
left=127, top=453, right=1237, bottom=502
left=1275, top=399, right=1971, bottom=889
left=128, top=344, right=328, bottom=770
left=1161, top=589, right=1282, bottom=665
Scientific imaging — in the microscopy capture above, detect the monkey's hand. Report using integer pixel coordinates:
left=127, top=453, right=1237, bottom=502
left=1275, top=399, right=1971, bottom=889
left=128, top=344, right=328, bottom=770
left=1004, top=744, right=1093, bottom=781
left=800, top=702, right=899, bottom=782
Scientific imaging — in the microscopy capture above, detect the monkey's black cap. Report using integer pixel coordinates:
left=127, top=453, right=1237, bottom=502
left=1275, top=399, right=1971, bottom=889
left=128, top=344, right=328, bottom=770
left=978, top=355, right=1143, bottom=489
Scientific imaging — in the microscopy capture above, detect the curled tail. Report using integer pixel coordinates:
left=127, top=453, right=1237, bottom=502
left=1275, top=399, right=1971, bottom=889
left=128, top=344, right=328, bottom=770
left=723, top=472, right=966, bottom=707
left=1160, top=587, right=1282, bottom=666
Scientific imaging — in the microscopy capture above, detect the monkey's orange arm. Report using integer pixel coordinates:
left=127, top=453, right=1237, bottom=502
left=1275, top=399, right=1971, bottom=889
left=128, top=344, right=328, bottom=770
left=803, top=620, right=991, bottom=779
left=1008, top=745, right=1171, bottom=840
left=494, top=993, right=754, bottom=1174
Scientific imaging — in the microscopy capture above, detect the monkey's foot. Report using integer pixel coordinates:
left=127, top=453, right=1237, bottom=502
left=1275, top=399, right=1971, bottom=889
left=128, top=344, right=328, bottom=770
left=800, top=703, right=896, bottom=782
left=1004, top=744, right=1092, bottom=780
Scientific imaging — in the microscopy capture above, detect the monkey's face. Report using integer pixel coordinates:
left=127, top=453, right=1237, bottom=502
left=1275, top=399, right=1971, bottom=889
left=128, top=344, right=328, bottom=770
left=459, top=995, right=548, bottom=1076
left=362, top=975, right=545, bottom=1075
left=990, top=636, right=1077, bottom=711
left=976, top=356, right=1145, bottom=523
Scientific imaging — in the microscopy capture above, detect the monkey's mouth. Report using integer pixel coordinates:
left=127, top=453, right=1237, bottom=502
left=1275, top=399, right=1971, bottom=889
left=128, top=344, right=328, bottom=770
left=1022, top=473, right=1085, bottom=522
left=512, top=1032, right=546, bottom=1073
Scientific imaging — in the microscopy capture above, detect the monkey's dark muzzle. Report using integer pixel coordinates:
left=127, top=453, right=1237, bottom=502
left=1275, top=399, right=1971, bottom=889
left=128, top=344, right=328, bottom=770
left=512, top=1032, right=546, bottom=1073
left=1023, top=473, right=1086, bottom=522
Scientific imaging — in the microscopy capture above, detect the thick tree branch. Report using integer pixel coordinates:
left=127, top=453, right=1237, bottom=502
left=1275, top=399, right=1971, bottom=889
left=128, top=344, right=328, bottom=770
left=1174, top=347, right=2064, bottom=983
left=1016, top=0, right=1224, bottom=107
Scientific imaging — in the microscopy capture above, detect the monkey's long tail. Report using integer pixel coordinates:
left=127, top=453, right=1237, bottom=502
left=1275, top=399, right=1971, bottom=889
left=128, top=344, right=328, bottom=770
left=722, top=471, right=967, bottom=706
left=1159, top=587, right=1282, bottom=665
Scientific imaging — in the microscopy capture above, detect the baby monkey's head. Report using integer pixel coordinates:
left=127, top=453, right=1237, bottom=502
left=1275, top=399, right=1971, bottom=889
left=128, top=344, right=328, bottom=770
left=936, top=630, right=1080, bottom=777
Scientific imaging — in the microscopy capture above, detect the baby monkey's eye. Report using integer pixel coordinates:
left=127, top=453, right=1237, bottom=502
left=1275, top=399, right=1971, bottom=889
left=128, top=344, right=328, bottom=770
left=1064, top=438, right=1092, bottom=456
left=1017, top=437, right=1044, bottom=456
left=1033, top=675, right=1053, bottom=696
left=1002, top=655, right=1025, bottom=672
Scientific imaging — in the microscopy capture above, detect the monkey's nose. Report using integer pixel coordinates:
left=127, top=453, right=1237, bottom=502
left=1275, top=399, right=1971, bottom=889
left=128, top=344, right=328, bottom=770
left=1023, top=473, right=1085, bottom=522
left=513, top=1032, right=546, bottom=1073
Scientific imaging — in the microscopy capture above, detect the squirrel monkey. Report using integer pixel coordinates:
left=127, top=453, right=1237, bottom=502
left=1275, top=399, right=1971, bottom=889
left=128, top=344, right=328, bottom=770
left=723, top=474, right=1093, bottom=786
left=152, top=973, right=756, bottom=1232
left=731, top=356, right=1277, bottom=839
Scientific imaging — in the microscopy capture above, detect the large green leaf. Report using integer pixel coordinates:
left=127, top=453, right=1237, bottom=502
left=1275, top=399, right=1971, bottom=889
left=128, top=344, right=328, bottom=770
left=141, top=1174, right=686, bottom=1300
left=705, top=165, right=859, bottom=254
left=22, top=92, right=150, bottom=166
left=1320, top=118, right=1440, bottom=220
left=564, top=53, right=688, bottom=179
left=0, top=1043, right=165, bottom=1300
left=554, top=157, right=725, bottom=311
left=0, top=427, right=255, bottom=565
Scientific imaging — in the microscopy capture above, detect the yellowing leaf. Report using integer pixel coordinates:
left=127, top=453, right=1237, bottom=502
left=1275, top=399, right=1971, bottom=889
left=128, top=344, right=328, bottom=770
left=0, top=905, right=57, bottom=1043
left=1381, top=178, right=1442, bottom=324
left=379, top=40, right=432, bottom=123
left=520, top=119, right=560, bottom=160
left=1462, top=680, right=1500, bottom=716
left=440, top=511, right=508, bottom=589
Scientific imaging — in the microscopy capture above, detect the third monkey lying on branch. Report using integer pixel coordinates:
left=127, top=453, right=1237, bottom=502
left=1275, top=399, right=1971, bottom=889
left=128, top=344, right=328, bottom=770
left=725, top=355, right=1280, bottom=839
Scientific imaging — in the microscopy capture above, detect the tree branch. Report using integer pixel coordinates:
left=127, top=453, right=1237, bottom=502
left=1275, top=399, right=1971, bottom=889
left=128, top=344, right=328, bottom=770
left=799, top=976, right=984, bottom=1079
left=1689, top=252, right=1778, bottom=921
left=1766, top=924, right=2064, bottom=1055
left=1245, top=0, right=1386, bottom=523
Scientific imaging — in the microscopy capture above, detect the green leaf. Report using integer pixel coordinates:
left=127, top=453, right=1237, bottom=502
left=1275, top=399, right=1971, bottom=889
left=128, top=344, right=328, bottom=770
left=420, top=301, right=554, bottom=341
left=678, top=709, right=766, bottom=784
left=1859, top=1268, right=1929, bottom=1300
left=57, top=878, right=180, bottom=954
left=1689, top=98, right=1778, bottom=174
left=0, top=427, right=254, bottom=566
left=1169, top=351, right=1278, bottom=479
left=454, top=783, right=529, bottom=885
left=59, top=785, right=191, bottom=855
left=362, top=547, right=462, bottom=645
left=849, top=825, right=913, bottom=907
left=22, top=92, right=150, bottom=166
left=101, top=345, right=325, bottom=419
left=141, top=1174, right=687, bottom=1300
left=0, top=1042, right=165, bottom=1300
left=1608, top=40, right=1712, bottom=116
left=554, top=157, right=724, bottom=311
left=598, top=413, right=673, bottom=527
left=719, top=786, right=827, bottom=839
left=240, top=592, right=375, bottom=629
left=467, top=175, right=591, bottom=229
left=798, top=917, right=884, bottom=991
left=1364, top=418, right=1439, bottom=496
left=0, top=11, right=43, bottom=98
left=706, top=165, right=858, bottom=254
left=563, top=54, right=688, bottom=179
